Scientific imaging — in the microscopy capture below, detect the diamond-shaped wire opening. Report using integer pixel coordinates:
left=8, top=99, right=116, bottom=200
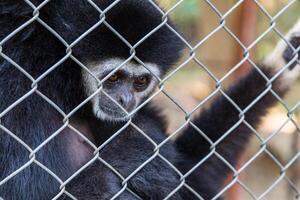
left=1, top=0, right=300, bottom=199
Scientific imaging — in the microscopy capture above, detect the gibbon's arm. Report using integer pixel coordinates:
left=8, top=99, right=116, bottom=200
left=175, top=20, right=300, bottom=168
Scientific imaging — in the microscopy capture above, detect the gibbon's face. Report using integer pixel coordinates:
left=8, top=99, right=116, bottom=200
left=83, top=58, right=161, bottom=121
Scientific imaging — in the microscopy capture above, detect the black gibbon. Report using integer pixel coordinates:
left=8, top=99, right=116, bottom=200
left=0, top=0, right=299, bottom=199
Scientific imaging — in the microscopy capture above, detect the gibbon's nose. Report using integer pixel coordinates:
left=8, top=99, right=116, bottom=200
left=117, top=93, right=135, bottom=111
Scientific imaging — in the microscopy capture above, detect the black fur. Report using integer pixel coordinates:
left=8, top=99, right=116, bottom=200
left=0, top=0, right=299, bottom=199
left=283, top=33, right=300, bottom=69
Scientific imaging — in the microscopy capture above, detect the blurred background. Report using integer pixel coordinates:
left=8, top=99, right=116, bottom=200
left=154, top=0, right=300, bottom=199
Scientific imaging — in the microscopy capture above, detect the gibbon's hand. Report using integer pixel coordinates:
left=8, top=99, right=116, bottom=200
left=264, top=19, right=300, bottom=87
left=284, top=32, right=300, bottom=70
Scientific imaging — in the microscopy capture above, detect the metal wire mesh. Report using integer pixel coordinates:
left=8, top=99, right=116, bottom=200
left=0, top=0, right=299, bottom=199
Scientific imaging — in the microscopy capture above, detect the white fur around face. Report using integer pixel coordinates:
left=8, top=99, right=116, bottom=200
left=263, top=19, right=300, bottom=88
left=87, top=58, right=161, bottom=79
left=82, top=58, right=161, bottom=121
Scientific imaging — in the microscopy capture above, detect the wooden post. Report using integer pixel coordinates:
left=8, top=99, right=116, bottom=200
left=235, top=0, right=258, bottom=78
left=227, top=1, right=257, bottom=199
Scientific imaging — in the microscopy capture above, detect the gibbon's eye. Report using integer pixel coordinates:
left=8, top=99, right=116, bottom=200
left=134, top=75, right=150, bottom=91
left=108, top=74, right=119, bottom=83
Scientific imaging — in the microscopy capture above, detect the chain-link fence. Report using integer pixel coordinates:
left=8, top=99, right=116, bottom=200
left=0, top=0, right=300, bottom=199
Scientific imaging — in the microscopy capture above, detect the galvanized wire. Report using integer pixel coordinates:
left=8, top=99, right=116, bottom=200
left=0, top=0, right=299, bottom=199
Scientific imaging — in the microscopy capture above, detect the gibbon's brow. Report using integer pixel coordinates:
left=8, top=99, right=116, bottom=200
left=101, top=69, right=152, bottom=80
left=100, top=69, right=126, bottom=79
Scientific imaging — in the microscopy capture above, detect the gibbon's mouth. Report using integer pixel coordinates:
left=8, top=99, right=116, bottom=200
left=97, top=105, right=130, bottom=121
